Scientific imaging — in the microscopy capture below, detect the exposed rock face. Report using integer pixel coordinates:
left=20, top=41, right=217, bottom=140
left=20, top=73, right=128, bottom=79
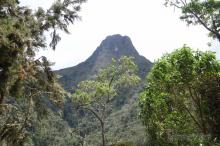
left=56, top=34, right=152, bottom=90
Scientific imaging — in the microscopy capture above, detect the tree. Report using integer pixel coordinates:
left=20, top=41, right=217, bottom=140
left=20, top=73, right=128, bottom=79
left=199, top=74, right=220, bottom=144
left=0, top=0, right=86, bottom=145
left=0, top=0, right=86, bottom=103
left=72, top=56, right=140, bottom=146
left=139, top=46, right=220, bottom=145
left=165, top=0, right=220, bottom=42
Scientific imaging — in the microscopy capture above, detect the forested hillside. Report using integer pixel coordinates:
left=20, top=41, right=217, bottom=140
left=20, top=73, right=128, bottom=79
left=1, top=0, right=220, bottom=146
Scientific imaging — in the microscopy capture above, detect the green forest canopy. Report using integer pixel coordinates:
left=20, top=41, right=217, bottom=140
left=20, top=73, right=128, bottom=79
left=139, top=46, right=220, bottom=145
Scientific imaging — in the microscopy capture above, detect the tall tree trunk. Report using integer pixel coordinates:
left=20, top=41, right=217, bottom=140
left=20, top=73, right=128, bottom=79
left=0, top=69, right=9, bottom=104
left=83, top=107, right=106, bottom=146
left=101, top=121, right=105, bottom=146
left=200, top=76, right=220, bottom=143
left=0, top=92, right=4, bottom=104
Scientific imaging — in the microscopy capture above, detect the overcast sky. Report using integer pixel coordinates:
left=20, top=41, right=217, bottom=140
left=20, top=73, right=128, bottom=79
left=20, top=0, right=220, bottom=70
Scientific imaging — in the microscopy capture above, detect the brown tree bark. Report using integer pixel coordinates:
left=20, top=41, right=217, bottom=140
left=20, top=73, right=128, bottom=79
left=101, top=121, right=105, bottom=146
left=0, top=92, right=4, bottom=104
left=84, top=107, right=106, bottom=146
left=0, top=73, right=8, bottom=104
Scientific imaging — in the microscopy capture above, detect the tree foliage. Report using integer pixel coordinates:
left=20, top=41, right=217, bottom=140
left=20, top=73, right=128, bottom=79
left=0, top=0, right=86, bottom=145
left=139, top=46, right=220, bottom=145
left=72, top=56, right=140, bottom=146
left=0, top=0, right=86, bottom=103
left=165, top=0, right=220, bottom=42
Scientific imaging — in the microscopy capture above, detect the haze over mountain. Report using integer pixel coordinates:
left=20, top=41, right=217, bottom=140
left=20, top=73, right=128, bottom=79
left=57, top=34, right=152, bottom=90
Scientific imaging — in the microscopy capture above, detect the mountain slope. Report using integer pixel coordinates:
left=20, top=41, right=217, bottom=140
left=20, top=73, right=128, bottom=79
left=57, top=34, right=152, bottom=90
left=56, top=34, right=153, bottom=145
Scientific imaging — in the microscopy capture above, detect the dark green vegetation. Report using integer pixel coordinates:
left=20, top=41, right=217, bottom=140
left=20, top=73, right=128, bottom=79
left=139, top=46, right=220, bottom=145
left=0, top=0, right=86, bottom=145
left=1, top=0, right=220, bottom=146
left=0, top=0, right=86, bottom=105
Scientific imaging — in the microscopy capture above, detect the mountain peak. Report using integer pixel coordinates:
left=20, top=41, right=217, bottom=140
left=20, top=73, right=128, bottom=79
left=102, top=34, right=131, bottom=45
left=96, top=34, right=139, bottom=58
left=57, top=34, right=152, bottom=90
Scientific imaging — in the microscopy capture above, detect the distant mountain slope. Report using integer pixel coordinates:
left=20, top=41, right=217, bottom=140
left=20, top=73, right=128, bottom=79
left=56, top=34, right=152, bottom=90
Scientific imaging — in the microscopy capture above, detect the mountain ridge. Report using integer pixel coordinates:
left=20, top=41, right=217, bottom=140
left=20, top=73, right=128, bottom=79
left=56, top=34, right=152, bottom=90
